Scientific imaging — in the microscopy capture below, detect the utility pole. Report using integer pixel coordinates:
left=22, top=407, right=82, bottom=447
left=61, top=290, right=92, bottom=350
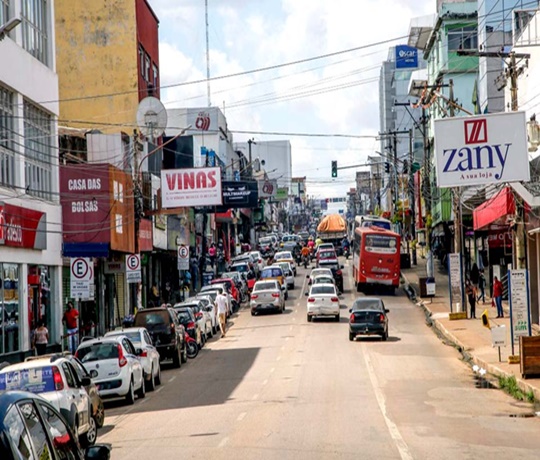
left=205, top=0, right=211, bottom=107
left=408, top=128, right=416, bottom=265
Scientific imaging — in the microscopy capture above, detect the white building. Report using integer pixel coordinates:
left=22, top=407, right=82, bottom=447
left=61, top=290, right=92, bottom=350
left=0, top=1, right=62, bottom=359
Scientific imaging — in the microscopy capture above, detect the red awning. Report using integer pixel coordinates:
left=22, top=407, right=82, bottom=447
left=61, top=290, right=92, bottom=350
left=215, top=209, right=234, bottom=222
left=473, top=187, right=515, bottom=230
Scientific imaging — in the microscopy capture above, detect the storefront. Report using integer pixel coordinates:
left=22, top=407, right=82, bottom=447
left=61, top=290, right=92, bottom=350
left=0, top=200, right=63, bottom=362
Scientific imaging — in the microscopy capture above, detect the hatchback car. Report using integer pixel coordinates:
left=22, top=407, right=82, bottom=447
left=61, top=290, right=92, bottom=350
left=174, top=305, right=203, bottom=348
left=250, top=280, right=285, bottom=315
left=75, top=336, right=145, bottom=405
left=174, top=299, right=212, bottom=343
left=349, top=297, right=389, bottom=341
left=274, top=251, right=297, bottom=275
left=307, top=268, right=334, bottom=285
left=0, top=391, right=110, bottom=460
left=275, top=262, right=295, bottom=289
left=104, top=328, right=162, bottom=391
left=0, top=355, right=96, bottom=447
left=305, top=283, right=340, bottom=322
left=134, top=307, right=187, bottom=368
left=260, top=266, right=288, bottom=299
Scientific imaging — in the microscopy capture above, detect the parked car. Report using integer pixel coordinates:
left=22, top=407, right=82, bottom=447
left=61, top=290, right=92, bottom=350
left=174, top=306, right=203, bottom=349
left=134, top=307, right=187, bottom=368
left=0, top=355, right=97, bottom=447
left=305, top=283, right=340, bottom=322
left=187, top=295, right=218, bottom=335
left=176, top=299, right=212, bottom=342
left=250, top=280, right=285, bottom=315
left=75, top=336, right=145, bottom=405
left=104, top=327, right=161, bottom=391
left=249, top=250, right=265, bottom=273
left=211, top=278, right=240, bottom=303
left=349, top=297, right=389, bottom=341
left=274, top=261, right=295, bottom=289
left=0, top=391, right=110, bottom=460
left=200, top=284, right=232, bottom=316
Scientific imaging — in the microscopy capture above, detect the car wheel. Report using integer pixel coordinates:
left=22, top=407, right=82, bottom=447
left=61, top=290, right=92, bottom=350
left=251, top=311, right=256, bottom=316
left=172, top=347, right=181, bottom=368
left=155, top=364, right=162, bottom=386
left=307, top=314, right=312, bottom=322
left=335, top=314, right=340, bottom=322
left=146, top=366, right=156, bottom=391
left=181, top=344, right=188, bottom=364
left=125, top=381, right=135, bottom=405
left=80, top=415, right=97, bottom=447
left=292, top=283, right=295, bottom=290
left=94, top=402, right=105, bottom=428
left=349, top=332, right=355, bottom=341
left=136, top=376, right=146, bottom=399
left=285, top=292, right=288, bottom=300
left=382, top=330, right=388, bottom=341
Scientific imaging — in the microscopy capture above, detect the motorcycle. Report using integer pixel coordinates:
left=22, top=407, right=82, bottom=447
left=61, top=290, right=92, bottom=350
left=185, top=332, right=199, bottom=359
left=302, top=254, right=309, bottom=269
left=343, top=247, right=350, bottom=259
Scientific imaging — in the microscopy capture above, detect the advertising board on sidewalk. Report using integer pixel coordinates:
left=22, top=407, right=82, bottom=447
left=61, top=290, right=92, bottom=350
left=508, top=269, right=532, bottom=348
left=448, top=253, right=463, bottom=313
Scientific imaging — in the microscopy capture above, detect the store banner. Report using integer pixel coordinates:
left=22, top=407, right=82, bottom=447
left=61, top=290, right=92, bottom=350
left=0, top=202, right=47, bottom=249
left=161, top=167, right=222, bottom=208
left=275, top=188, right=288, bottom=201
left=258, top=179, right=278, bottom=198
left=220, top=181, right=258, bottom=209
left=138, top=218, right=153, bottom=252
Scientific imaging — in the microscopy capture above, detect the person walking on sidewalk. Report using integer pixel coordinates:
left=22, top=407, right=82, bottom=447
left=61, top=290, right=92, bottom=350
left=465, top=279, right=476, bottom=319
left=62, top=302, right=79, bottom=353
left=477, top=270, right=486, bottom=303
left=493, top=276, right=504, bottom=318
left=216, top=291, right=228, bottom=338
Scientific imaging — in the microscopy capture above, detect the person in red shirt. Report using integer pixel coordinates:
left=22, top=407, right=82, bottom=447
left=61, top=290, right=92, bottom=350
left=492, top=276, right=504, bottom=318
left=62, top=302, right=79, bottom=353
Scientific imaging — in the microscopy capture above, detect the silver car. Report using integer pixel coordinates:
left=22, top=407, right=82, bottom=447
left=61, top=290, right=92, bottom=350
left=250, top=280, right=285, bottom=316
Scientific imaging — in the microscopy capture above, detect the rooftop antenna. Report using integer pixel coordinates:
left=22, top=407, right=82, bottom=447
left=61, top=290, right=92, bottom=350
left=205, top=0, right=211, bottom=107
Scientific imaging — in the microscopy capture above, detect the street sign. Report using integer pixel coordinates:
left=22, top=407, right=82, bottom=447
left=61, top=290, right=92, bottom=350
left=126, top=254, right=142, bottom=283
left=70, top=257, right=93, bottom=299
left=491, top=325, right=507, bottom=348
left=177, top=245, right=189, bottom=270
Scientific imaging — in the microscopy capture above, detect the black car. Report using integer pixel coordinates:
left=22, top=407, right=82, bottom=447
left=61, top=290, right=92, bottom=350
left=134, top=307, right=187, bottom=368
left=318, top=259, right=344, bottom=293
left=348, top=297, right=389, bottom=341
left=0, top=391, right=110, bottom=460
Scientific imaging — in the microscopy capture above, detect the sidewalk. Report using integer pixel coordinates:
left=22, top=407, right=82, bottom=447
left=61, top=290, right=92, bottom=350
left=401, top=255, right=540, bottom=401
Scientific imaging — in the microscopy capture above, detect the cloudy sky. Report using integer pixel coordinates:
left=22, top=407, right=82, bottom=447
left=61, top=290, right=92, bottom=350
left=148, top=0, right=433, bottom=199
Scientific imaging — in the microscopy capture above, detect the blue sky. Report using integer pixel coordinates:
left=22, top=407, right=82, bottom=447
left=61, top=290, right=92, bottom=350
left=148, top=0, right=433, bottom=198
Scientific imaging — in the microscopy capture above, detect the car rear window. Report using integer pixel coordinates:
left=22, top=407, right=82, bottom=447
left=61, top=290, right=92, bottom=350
left=255, top=282, right=277, bottom=291
left=175, top=309, right=194, bottom=323
left=106, top=331, right=141, bottom=343
left=213, top=280, right=232, bottom=290
left=259, top=237, right=273, bottom=245
left=319, top=251, right=336, bottom=259
left=261, top=268, right=282, bottom=278
left=0, top=366, right=56, bottom=393
left=352, top=300, right=383, bottom=311
left=134, top=311, right=169, bottom=327
left=311, top=285, right=336, bottom=295
left=77, top=343, right=119, bottom=363
left=232, top=264, right=249, bottom=272
left=313, top=277, right=333, bottom=284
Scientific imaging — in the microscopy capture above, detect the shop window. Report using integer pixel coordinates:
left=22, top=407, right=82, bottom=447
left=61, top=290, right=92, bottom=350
left=0, top=263, right=20, bottom=355
left=28, top=265, right=53, bottom=348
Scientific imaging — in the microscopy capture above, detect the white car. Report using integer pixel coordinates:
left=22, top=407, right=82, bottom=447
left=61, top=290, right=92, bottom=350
left=274, top=250, right=296, bottom=275
left=201, top=284, right=232, bottom=316
left=250, top=250, right=265, bottom=273
left=307, top=268, right=334, bottom=285
left=174, top=299, right=213, bottom=342
left=312, top=274, right=336, bottom=287
left=275, top=261, right=295, bottom=289
left=193, top=295, right=219, bottom=335
left=104, top=327, right=161, bottom=391
left=250, top=280, right=285, bottom=315
left=315, top=243, right=335, bottom=257
left=0, top=355, right=96, bottom=447
left=306, top=283, right=340, bottom=322
left=76, top=336, right=145, bottom=405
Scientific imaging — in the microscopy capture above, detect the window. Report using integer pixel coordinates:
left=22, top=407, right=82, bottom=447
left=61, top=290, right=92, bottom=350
left=0, top=0, right=9, bottom=29
left=24, top=101, right=52, bottom=200
left=0, top=85, right=15, bottom=188
left=4, top=405, right=33, bottom=459
left=447, top=25, right=478, bottom=51
left=21, top=0, right=49, bottom=66
left=39, top=402, right=78, bottom=460
left=61, top=362, right=76, bottom=388
left=0, top=263, right=20, bottom=354
left=153, top=64, right=158, bottom=87
left=18, top=401, right=52, bottom=459
left=145, top=55, right=151, bottom=82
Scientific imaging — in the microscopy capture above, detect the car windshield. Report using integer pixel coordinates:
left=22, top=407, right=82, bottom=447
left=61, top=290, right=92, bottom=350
left=255, top=282, right=278, bottom=291
left=106, top=331, right=141, bottom=344
left=311, top=285, right=336, bottom=295
left=311, top=270, right=332, bottom=278
left=261, top=268, right=283, bottom=278
left=276, top=252, right=292, bottom=259
left=77, top=343, right=119, bottom=363
left=313, top=277, right=333, bottom=284
left=365, top=235, right=398, bottom=253
left=175, top=309, right=193, bottom=323
left=352, top=299, right=383, bottom=311
left=259, top=237, right=273, bottom=245
left=134, top=311, right=169, bottom=327
left=232, top=264, right=249, bottom=273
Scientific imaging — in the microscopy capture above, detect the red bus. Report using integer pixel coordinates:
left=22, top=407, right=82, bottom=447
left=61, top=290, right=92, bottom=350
left=352, top=226, right=401, bottom=293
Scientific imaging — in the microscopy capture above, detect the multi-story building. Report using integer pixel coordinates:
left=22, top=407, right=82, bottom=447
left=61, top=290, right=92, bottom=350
left=55, top=0, right=160, bottom=130
left=0, top=0, right=62, bottom=361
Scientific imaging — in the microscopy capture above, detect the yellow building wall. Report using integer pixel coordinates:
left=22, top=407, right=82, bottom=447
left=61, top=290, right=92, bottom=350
left=55, top=0, right=139, bottom=132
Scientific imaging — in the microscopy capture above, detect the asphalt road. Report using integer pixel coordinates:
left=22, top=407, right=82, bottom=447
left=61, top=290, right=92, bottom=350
left=99, top=259, right=540, bottom=460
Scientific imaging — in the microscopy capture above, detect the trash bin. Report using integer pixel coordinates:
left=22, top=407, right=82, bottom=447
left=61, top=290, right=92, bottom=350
left=400, top=253, right=411, bottom=269
left=419, top=277, right=428, bottom=297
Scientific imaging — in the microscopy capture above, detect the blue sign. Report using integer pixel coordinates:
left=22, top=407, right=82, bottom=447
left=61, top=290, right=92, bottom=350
left=395, top=45, right=418, bottom=69
left=0, top=366, right=56, bottom=394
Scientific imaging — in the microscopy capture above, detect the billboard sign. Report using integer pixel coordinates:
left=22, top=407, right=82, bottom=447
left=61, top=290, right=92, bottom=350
left=187, top=108, right=218, bottom=132
left=258, top=179, right=277, bottom=198
left=220, top=181, right=259, bottom=208
left=434, top=112, right=530, bottom=188
left=161, top=167, right=222, bottom=208
left=0, top=203, right=46, bottom=249
left=395, top=44, right=418, bottom=69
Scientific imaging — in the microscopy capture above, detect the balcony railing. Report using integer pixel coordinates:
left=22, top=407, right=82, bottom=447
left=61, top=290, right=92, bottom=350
left=513, top=9, right=540, bottom=47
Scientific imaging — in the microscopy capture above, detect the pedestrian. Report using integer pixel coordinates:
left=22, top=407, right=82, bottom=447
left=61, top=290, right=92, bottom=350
left=208, top=243, right=217, bottom=267
left=62, top=301, right=79, bottom=353
left=470, top=263, right=479, bottom=289
left=215, top=290, right=228, bottom=338
left=477, top=270, right=486, bottom=303
left=465, top=279, right=476, bottom=319
left=150, top=282, right=160, bottom=304
left=493, top=275, right=504, bottom=318
left=33, top=320, right=49, bottom=356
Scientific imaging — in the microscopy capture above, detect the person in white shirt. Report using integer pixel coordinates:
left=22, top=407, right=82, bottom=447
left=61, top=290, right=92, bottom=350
left=215, top=292, right=228, bottom=337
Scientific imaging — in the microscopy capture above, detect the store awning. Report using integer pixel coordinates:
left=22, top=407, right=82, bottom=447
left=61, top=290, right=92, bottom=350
left=215, top=209, right=234, bottom=223
left=473, top=187, right=515, bottom=231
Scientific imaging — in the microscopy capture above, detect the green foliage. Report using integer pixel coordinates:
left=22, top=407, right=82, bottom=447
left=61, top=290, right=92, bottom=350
left=498, top=375, right=536, bottom=403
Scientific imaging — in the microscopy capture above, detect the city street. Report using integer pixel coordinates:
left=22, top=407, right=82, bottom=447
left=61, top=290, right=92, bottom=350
left=99, top=261, right=540, bottom=460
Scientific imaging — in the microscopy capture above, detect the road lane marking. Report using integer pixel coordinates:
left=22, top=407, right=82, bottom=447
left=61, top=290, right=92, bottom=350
left=270, top=368, right=275, bottom=373
left=252, top=393, right=259, bottom=400
left=237, top=412, right=247, bottom=421
left=156, top=387, right=163, bottom=393
left=218, top=437, right=229, bottom=448
left=361, top=344, right=413, bottom=460
left=262, top=379, right=268, bottom=386
left=168, top=376, right=176, bottom=382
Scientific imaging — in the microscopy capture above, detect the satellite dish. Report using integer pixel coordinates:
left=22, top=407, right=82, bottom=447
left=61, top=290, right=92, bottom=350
left=136, top=97, right=168, bottom=139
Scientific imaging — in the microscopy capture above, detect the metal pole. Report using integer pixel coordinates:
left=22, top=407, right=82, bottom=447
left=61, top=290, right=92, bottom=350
left=409, top=128, right=417, bottom=265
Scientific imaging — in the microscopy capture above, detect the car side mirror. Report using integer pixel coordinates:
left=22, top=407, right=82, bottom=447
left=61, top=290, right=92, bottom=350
left=85, top=445, right=111, bottom=460
left=80, top=376, right=91, bottom=387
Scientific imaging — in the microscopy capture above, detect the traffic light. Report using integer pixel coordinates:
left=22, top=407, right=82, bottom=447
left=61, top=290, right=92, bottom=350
left=384, top=162, right=390, bottom=174
left=331, top=160, right=338, bottom=178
